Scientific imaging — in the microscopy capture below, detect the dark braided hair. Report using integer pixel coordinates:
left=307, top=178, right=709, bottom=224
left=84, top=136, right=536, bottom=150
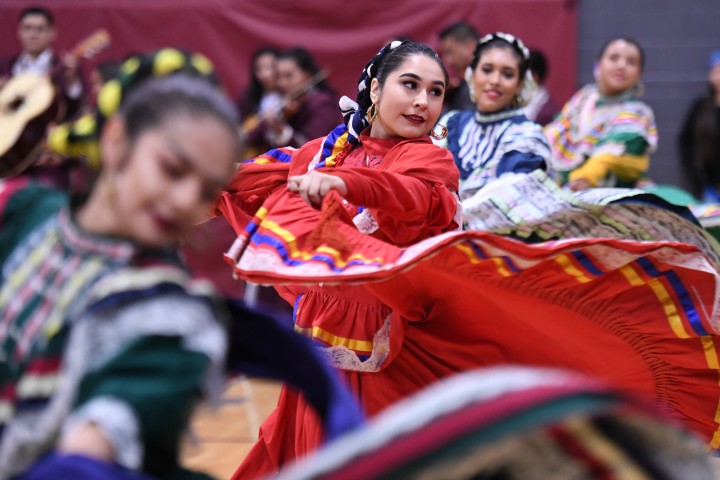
left=342, top=41, right=448, bottom=141
left=470, top=32, right=530, bottom=80
left=315, top=41, right=448, bottom=169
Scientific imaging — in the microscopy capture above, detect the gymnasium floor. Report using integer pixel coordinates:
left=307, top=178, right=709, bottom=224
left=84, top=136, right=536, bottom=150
left=182, top=378, right=720, bottom=480
left=182, top=377, right=282, bottom=479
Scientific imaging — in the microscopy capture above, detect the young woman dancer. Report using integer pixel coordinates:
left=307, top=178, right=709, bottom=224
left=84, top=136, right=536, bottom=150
left=1, top=49, right=362, bottom=480
left=545, top=37, right=657, bottom=191
left=219, top=40, right=720, bottom=480
left=219, top=40, right=460, bottom=478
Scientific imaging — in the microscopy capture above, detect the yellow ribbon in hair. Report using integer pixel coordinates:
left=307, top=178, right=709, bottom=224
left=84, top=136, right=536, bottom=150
left=98, top=79, right=122, bottom=118
left=190, top=53, right=213, bottom=75
left=45, top=48, right=217, bottom=171
left=154, top=48, right=187, bottom=76
left=154, top=49, right=214, bottom=78
left=120, top=55, right=140, bottom=77
left=46, top=114, right=101, bottom=170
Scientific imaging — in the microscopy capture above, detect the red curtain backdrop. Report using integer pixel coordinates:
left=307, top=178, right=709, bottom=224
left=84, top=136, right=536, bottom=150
left=0, top=0, right=577, bottom=106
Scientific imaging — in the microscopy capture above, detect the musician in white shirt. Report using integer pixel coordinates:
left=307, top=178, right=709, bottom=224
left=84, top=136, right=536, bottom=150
left=1, top=6, right=85, bottom=120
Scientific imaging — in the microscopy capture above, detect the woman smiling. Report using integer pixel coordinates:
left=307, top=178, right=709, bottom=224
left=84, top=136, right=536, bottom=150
left=436, top=32, right=551, bottom=203
left=545, top=37, right=658, bottom=191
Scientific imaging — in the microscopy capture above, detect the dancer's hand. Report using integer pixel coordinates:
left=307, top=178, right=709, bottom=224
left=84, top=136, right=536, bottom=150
left=568, top=178, right=592, bottom=191
left=288, top=171, right=347, bottom=208
left=57, top=421, right=114, bottom=462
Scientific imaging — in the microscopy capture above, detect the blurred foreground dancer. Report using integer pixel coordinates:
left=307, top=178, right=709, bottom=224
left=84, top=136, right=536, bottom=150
left=0, top=49, right=362, bottom=480
left=275, top=366, right=716, bottom=480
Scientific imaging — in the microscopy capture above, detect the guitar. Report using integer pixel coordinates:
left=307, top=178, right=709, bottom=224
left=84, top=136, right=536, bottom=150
left=0, top=29, right=111, bottom=178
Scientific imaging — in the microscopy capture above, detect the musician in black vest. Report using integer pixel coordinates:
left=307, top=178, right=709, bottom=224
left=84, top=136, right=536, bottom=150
left=0, top=6, right=86, bottom=121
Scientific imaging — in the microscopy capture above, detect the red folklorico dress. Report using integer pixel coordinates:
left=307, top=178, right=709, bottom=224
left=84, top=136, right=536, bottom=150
left=218, top=129, right=720, bottom=479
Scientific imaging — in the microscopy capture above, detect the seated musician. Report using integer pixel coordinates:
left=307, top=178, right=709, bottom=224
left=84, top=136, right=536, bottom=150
left=242, top=47, right=340, bottom=153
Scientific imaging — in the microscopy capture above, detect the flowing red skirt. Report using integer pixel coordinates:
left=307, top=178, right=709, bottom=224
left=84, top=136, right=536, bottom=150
left=221, top=188, right=720, bottom=479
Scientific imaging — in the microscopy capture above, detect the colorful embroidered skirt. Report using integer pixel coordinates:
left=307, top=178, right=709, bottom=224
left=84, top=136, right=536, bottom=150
left=221, top=175, right=720, bottom=454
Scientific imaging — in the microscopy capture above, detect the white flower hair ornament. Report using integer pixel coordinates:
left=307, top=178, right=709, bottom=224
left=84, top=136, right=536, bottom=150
left=464, top=32, right=536, bottom=108
left=483, top=32, right=530, bottom=60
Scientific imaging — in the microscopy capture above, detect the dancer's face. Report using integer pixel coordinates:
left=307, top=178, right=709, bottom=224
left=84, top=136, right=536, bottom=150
left=97, top=112, right=236, bottom=248
left=471, top=46, right=523, bottom=113
left=276, top=58, right=309, bottom=96
left=369, top=54, right=446, bottom=140
left=595, top=40, right=642, bottom=96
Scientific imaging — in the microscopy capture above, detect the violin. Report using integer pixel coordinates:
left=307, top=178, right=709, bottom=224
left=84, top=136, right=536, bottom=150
left=239, top=68, right=330, bottom=135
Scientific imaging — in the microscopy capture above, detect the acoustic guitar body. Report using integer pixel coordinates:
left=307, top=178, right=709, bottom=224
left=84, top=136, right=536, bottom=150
left=0, top=72, right=60, bottom=177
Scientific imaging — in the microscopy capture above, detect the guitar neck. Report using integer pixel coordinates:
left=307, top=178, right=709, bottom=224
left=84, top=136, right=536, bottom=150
left=46, top=29, right=111, bottom=82
left=70, top=29, right=111, bottom=60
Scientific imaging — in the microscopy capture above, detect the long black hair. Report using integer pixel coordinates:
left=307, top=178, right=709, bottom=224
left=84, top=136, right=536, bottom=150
left=239, top=46, right=279, bottom=116
left=680, top=79, right=720, bottom=196
left=277, top=47, right=335, bottom=94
